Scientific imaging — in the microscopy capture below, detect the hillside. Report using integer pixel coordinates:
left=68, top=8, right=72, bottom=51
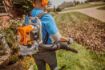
left=54, top=12, right=105, bottom=70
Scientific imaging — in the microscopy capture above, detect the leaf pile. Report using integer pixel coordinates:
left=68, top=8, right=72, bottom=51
left=56, top=12, right=105, bottom=52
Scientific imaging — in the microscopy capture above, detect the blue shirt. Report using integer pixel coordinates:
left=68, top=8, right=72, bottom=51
left=25, top=8, right=58, bottom=44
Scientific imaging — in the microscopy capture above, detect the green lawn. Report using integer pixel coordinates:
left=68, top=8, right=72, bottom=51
left=34, top=43, right=105, bottom=70
left=57, top=43, right=105, bottom=70
left=55, top=12, right=105, bottom=70
left=33, top=12, right=105, bottom=70
left=63, top=2, right=105, bottom=11
left=55, top=12, right=105, bottom=51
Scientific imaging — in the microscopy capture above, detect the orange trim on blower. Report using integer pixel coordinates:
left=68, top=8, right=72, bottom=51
left=17, top=25, right=34, bottom=45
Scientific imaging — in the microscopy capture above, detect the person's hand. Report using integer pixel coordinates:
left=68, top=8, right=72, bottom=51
left=52, top=41, right=61, bottom=50
left=68, top=38, right=74, bottom=44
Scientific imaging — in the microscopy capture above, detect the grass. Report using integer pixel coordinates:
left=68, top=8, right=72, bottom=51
left=57, top=43, right=105, bottom=70
left=63, top=2, right=105, bottom=11
left=34, top=43, right=105, bottom=70
left=33, top=12, right=105, bottom=70
left=55, top=12, right=105, bottom=70
left=55, top=12, right=105, bottom=51
left=98, top=5, right=105, bottom=10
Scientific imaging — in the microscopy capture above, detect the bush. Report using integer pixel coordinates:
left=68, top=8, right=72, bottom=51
left=56, top=8, right=62, bottom=12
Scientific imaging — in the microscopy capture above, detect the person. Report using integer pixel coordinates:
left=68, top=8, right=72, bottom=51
left=24, top=0, right=62, bottom=70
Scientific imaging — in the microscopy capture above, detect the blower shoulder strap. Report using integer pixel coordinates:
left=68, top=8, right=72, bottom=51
left=37, top=12, right=49, bottom=44
left=37, top=12, right=47, bottom=19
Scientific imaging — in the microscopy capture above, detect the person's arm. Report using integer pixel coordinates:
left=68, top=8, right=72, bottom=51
left=24, top=10, right=35, bottom=25
left=40, top=14, right=77, bottom=53
left=44, top=14, right=62, bottom=42
left=44, top=14, right=73, bottom=43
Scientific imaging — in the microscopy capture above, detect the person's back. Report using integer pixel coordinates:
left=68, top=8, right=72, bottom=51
left=25, top=8, right=59, bottom=44
left=25, top=0, right=59, bottom=70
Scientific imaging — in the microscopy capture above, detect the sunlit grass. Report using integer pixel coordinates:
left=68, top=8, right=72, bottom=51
left=64, top=2, right=105, bottom=11
left=57, top=43, right=105, bottom=70
left=34, top=43, right=105, bottom=70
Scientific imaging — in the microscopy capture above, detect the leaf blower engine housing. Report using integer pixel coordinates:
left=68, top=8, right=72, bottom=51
left=17, top=17, right=42, bottom=56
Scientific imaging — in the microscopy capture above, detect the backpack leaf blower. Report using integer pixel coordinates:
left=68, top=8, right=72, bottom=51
left=17, top=14, right=78, bottom=56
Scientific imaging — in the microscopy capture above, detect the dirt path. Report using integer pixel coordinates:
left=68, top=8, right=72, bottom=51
left=60, top=6, right=105, bottom=22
